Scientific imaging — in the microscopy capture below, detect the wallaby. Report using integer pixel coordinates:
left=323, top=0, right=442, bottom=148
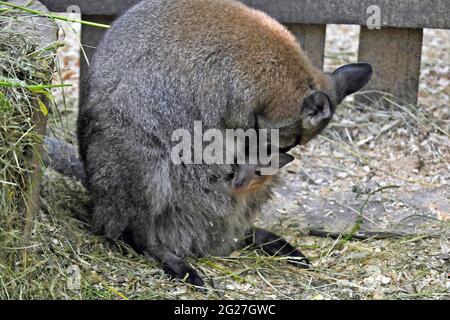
left=231, top=153, right=294, bottom=194
left=78, top=0, right=372, bottom=287
left=43, top=137, right=86, bottom=185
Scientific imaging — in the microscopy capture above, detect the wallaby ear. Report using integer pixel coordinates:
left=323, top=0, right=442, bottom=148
left=270, top=153, right=294, bottom=168
left=332, top=63, right=373, bottom=103
left=258, top=152, right=294, bottom=175
left=278, top=153, right=294, bottom=168
left=300, top=91, right=334, bottom=130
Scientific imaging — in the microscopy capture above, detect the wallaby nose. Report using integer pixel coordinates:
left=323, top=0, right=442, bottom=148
left=234, top=180, right=244, bottom=188
left=233, top=179, right=245, bottom=188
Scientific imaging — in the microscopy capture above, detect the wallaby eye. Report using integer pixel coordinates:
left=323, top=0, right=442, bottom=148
left=255, top=170, right=262, bottom=176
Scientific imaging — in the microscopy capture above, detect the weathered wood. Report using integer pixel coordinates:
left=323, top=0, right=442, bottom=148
left=242, top=0, right=450, bottom=29
left=40, top=0, right=140, bottom=15
left=285, top=24, right=326, bottom=69
left=5, top=0, right=59, bottom=49
left=80, top=15, right=115, bottom=87
left=41, top=0, right=450, bottom=29
left=358, top=26, right=423, bottom=104
left=23, top=103, right=48, bottom=240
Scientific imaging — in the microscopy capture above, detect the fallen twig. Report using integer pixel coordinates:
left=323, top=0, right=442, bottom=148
left=308, top=229, right=407, bottom=240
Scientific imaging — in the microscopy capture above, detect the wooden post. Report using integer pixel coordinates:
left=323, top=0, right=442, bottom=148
left=23, top=101, right=48, bottom=241
left=358, top=27, right=423, bottom=105
left=285, top=24, right=326, bottom=70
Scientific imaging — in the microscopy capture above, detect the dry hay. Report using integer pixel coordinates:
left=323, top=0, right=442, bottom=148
left=0, top=4, right=58, bottom=298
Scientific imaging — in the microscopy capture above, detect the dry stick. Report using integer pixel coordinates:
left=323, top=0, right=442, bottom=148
left=319, top=134, right=369, bottom=164
left=255, top=269, right=292, bottom=299
left=308, top=229, right=447, bottom=240
left=308, top=229, right=406, bottom=240
left=22, top=95, right=48, bottom=264
left=356, top=119, right=402, bottom=147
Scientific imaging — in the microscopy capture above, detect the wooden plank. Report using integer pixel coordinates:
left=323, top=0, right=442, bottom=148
left=40, top=0, right=140, bottom=15
left=41, top=0, right=450, bottom=29
left=79, top=15, right=114, bottom=88
left=242, top=0, right=450, bottom=29
left=357, top=26, right=423, bottom=104
left=285, top=24, right=326, bottom=69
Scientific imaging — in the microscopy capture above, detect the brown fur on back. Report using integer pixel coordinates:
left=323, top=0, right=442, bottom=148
left=164, top=0, right=332, bottom=128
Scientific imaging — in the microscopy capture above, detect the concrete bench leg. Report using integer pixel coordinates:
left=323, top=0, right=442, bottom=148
left=358, top=26, right=423, bottom=105
left=285, top=23, right=326, bottom=69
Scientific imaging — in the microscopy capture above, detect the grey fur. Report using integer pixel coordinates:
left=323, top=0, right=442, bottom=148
left=43, top=137, right=87, bottom=185
left=78, top=0, right=372, bottom=284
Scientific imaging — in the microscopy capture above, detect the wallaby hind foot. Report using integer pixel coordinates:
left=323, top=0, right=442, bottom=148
left=124, top=231, right=206, bottom=288
left=149, top=252, right=205, bottom=288
left=161, top=257, right=205, bottom=288
left=244, top=227, right=311, bottom=268
left=134, top=240, right=205, bottom=287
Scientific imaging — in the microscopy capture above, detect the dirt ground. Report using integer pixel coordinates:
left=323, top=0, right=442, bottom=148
left=36, top=20, right=450, bottom=300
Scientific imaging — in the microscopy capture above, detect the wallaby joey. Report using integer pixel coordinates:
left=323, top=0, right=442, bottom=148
left=231, top=153, right=294, bottom=195
left=78, top=0, right=372, bottom=287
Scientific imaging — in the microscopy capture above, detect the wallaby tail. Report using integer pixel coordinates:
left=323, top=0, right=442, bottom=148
left=43, top=137, right=87, bottom=186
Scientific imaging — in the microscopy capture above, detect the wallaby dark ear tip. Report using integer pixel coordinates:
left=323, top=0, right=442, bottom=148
left=333, top=62, right=373, bottom=77
left=358, top=62, right=373, bottom=78
left=285, top=153, right=294, bottom=162
left=355, top=62, right=373, bottom=87
left=277, top=153, right=295, bottom=168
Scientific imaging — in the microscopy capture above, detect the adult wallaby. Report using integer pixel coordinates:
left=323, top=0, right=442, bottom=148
left=78, top=0, right=372, bottom=287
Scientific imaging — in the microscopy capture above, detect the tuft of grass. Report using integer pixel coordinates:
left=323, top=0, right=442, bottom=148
left=0, top=1, right=110, bottom=28
left=0, top=5, right=60, bottom=299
